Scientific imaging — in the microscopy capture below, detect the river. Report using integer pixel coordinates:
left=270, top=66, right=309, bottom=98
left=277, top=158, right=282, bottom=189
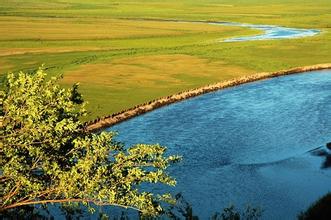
left=211, top=21, right=320, bottom=42
left=109, top=70, right=331, bottom=219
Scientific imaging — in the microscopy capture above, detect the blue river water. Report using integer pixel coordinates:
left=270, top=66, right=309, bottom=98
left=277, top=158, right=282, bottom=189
left=164, top=20, right=319, bottom=42
left=108, top=70, right=331, bottom=219
left=208, top=22, right=320, bottom=42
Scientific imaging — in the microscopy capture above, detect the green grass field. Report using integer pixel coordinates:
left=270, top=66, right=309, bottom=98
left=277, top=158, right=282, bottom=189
left=0, top=0, right=330, bottom=120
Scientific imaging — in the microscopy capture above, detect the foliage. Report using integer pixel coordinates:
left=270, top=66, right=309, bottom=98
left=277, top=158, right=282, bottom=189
left=298, top=193, right=331, bottom=220
left=211, top=205, right=262, bottom=220
left=0, top=68, right=181, bottom=216
left=1, top=192, right=263, bottom=220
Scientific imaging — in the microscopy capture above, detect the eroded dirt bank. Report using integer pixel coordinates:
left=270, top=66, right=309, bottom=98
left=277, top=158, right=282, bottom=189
left=85, top=63, right=331, bottom=132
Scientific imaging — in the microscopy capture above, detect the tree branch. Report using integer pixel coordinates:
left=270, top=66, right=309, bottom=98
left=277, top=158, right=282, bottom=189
left=3, top=183, right=21, bottom=205
left=1, top=198, right=142, bottom=213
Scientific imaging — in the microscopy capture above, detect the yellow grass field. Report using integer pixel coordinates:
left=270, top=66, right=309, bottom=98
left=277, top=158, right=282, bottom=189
left=62, top=54, right=251, bottom=115
left=0, top=0, right=330, bottom=120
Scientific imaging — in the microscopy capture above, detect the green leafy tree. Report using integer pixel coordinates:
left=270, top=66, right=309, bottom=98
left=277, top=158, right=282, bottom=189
left=0, top=68, right=180, bottom=216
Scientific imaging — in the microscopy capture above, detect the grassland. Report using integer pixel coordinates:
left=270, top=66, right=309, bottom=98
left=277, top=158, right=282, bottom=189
left=0, top=0, right=330, bottom=120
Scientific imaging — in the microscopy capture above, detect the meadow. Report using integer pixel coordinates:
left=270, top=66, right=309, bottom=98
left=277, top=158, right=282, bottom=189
left=0, top=0, right=330, bottom=120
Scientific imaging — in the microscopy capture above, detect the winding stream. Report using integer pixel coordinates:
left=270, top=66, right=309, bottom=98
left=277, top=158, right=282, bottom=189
left=133, top=19, right=320, bottom=42
left=109, top=70, right=331, bottom=219
left=212, top=22, right=320, bottom=42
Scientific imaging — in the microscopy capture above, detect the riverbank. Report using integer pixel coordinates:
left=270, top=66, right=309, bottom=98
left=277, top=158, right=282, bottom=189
left=85, top=63, right=331, bottom=132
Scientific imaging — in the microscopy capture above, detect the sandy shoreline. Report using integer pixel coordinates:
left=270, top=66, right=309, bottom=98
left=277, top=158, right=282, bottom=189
left=85, top=63, right=331, bottom=132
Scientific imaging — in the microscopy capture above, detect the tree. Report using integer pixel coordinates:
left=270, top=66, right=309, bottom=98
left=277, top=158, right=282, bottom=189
left=298, top=193, right=331, bottom=220
left=0, top=67, right=181, bottom=216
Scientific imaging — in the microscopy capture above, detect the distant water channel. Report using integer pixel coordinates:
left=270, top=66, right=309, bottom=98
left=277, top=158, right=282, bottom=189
left=213, top=22, right=320, bottom=42
left=175, top=20, right=319, bottom=42
left=109, top=70, right=331, bottom=219
left=135, top=19, right=320, bottom=42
